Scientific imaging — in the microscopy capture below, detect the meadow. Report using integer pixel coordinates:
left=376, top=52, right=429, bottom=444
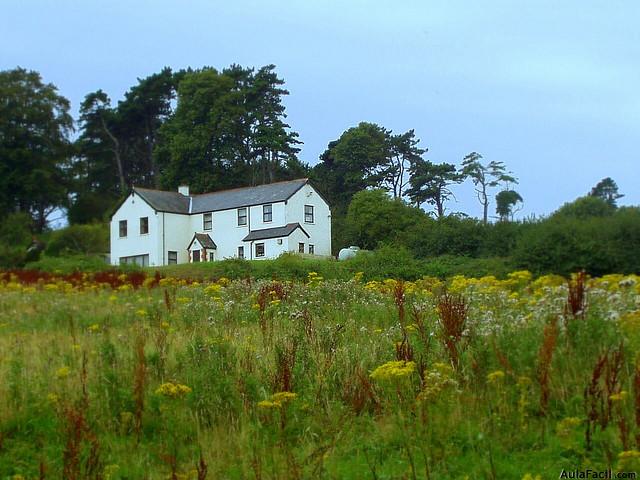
left=1, top=268, right=640, bottom=479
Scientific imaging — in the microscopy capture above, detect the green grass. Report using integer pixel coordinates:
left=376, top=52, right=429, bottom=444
left=0, top=272, right=639, bottom=478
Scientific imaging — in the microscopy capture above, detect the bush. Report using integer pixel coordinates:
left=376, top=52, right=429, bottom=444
left=44, top=223, right=109, bottom=257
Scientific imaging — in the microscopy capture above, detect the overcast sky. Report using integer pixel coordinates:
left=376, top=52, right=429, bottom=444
left=2, top=0, right=638, bottom=219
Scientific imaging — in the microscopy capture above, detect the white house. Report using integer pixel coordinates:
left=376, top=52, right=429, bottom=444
left=109, top=178, right=331, bottom=266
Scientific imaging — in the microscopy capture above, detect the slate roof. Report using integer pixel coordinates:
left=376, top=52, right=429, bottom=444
left=188, top=233, right=217, bottom=250
left=134, top=187, right=190, bottom=214
left=243, top=223, right=309, bottom=242
left=132, top=178, right=309, bottom=215
left=191, top=179, right=308, bottom=214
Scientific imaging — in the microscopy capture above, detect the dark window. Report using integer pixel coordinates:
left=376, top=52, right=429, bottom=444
left=209, top=252, right=215, bottom=262
left=255, top=243, right=265, bottom=257
left=238, top=246, right=244, bottom=259
left=304, top=205, right=314, bottom=223
left=119, top=220, right=127, bottom=238
left=309, top=244, right=315, bottom=255
left=237, top=207, right=247, bottom=226
left=192, top=250, right=200, bottom=262
left=298, top=242, right=305, bottom=253
left=203, top=213, right=212, bottom=231
left=119, top=254, right=149, bottom=266
left=168, top=251, right=177, bottom=265
left=139, top=217, right=149, bottom=235
left=263, top=204, right=272, bottom=222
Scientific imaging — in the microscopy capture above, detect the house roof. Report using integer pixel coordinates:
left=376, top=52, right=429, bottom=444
left=190, top=178, right=308, bottom=214
left=188, top=233, right=217, bottom=250
left=134, top=187, right=190, bottom=214
left=131, top=178, right=310, bottom=215
left=242, top=223, right=309, bottom=242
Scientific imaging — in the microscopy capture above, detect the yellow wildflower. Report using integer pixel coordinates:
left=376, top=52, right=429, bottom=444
left=56, top=366, right=70, bottom=379
left=610, top=390, right=629, bottom=402
left=155, top=382, right=192, bottom=398
left=370, top=360, right=416, bottom=381
left=487, top=370, right=505, bottom=384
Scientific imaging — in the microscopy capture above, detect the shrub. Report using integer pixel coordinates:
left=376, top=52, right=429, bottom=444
left=44, top=224, right=109, bottom=257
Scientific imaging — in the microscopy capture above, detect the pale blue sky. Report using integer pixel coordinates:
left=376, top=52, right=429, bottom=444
left=2, top=1, right=638, bottom=218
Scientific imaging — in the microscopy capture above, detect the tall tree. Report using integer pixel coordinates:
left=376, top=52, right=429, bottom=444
left=495, top=189, right=523, bottom=221
left=589, top=177, right=623, bottom=207
left=312, top=122, right=390, bottom=214
left=461, top=152, right=517, bottom=225
left=377, top=130, right=426, bottom=199
left=406, top=160, right=463, bottom=219
left=0, top=68, right=73, bottom=231
left=156, top=65, right=302, bottom=192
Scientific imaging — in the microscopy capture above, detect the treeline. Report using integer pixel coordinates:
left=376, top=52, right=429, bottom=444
left=1, top=65, right=639, bottom=276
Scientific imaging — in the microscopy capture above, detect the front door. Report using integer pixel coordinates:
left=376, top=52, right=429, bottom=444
left=192, top=250, right=200, bottom=262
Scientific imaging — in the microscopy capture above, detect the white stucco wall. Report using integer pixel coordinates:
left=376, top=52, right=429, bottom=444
left=285, top=184, right=332, bottom=256
left=110, top=182, right=332, bottom=265
left=110, top=193, right=161, bottom=266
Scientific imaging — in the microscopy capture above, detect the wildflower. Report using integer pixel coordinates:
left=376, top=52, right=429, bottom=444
left=618, top=450, right=640, bottom=470
left=271, top=391, right=297, bottom=403
left=610, top=390, right=629, bottom=402
left=522, top=475, right=541, bottom=480
left=257, top=400, right=281, bottom=409
left=56, top=366, right=70, bottom=379
left=47, top=392, right=59, bottom=404
left=155, top=382, right=192, bottom=398
left=370, top=360, right=416, bottom=381
left=88, top=323, right=100, bottom=332
left=160, top=321, right=171, bottom=330
left=487, top=370, right=505, bottom=384
left=135, top=309, right=147, bottom=317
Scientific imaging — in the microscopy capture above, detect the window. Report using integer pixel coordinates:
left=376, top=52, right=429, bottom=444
left=209, top=252, right=215, bottom=262
left=119, top=220, right=127, bottom=238
left=139, top=217, right=149, bottom=235
left=298, top=242, right=305, bottom=253
left=237, top=207, right=247, bottom=226
left=192, top=250, right=200, bottom=262
left=238, top=246, right=244, bottom=259
left=304, top=205, right=314, bottom=223
left=168, top=251, right=177, bottom=265
left=255, top=243, right=265, bottom=257
left=309, top=244, right=315, bottom=255
left=203, top=213, right=212, bottom=231
left=119, top=254, right=149, bottom=267
left=263, top=204, right=272, bottom=223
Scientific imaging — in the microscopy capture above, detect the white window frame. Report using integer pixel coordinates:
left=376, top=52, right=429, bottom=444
left=263, top=204, right=272, bottom=223
left=237, top=207, right=247, bottom=226
left=139, top=217, right=149, bottom=235
left=255, top=243, right=265, bottom=258
left=119, top=220, right=127, bottom=238
left=203, top=213, right=212, bottom=231
left=304, top=205, right=314, bottom=223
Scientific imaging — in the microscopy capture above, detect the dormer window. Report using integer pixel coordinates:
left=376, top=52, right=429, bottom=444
left=263, top=204, right=272, bottom=222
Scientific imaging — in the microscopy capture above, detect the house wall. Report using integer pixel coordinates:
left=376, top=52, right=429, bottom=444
left=285, top=184, right=332, bottom=256
left=190, top=208, right=249, bottom=260
left=286, top=228, right=312, bottom=254
left=110, top=192, right=161, bottom=266
left=159, top=212, right=191, bottom=265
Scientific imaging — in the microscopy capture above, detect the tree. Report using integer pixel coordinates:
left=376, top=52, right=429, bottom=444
left=311, top=122, right=389, bottom=215
left=589, top=177, right=623, bottom=207
left=553, top=196, right=615, bottom=219
left=377, top=130, right=426, bottom=199
left=495, top=189, right=523, bottom=221
left=461, top=152, right=517, bottom=225
left=344, top=189, right=428, bottom=250
left=0, top=68, right=73, bottom=231
left=406, top=159, right=463, bottom=218
left=156, top=65, right=302, bottom=193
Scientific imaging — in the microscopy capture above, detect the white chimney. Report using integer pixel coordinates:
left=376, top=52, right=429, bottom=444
left=178, top=185, right=190, bottom=196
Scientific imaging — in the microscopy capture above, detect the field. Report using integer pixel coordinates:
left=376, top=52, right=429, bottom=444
left=1, top=269, right=640, bottom=479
